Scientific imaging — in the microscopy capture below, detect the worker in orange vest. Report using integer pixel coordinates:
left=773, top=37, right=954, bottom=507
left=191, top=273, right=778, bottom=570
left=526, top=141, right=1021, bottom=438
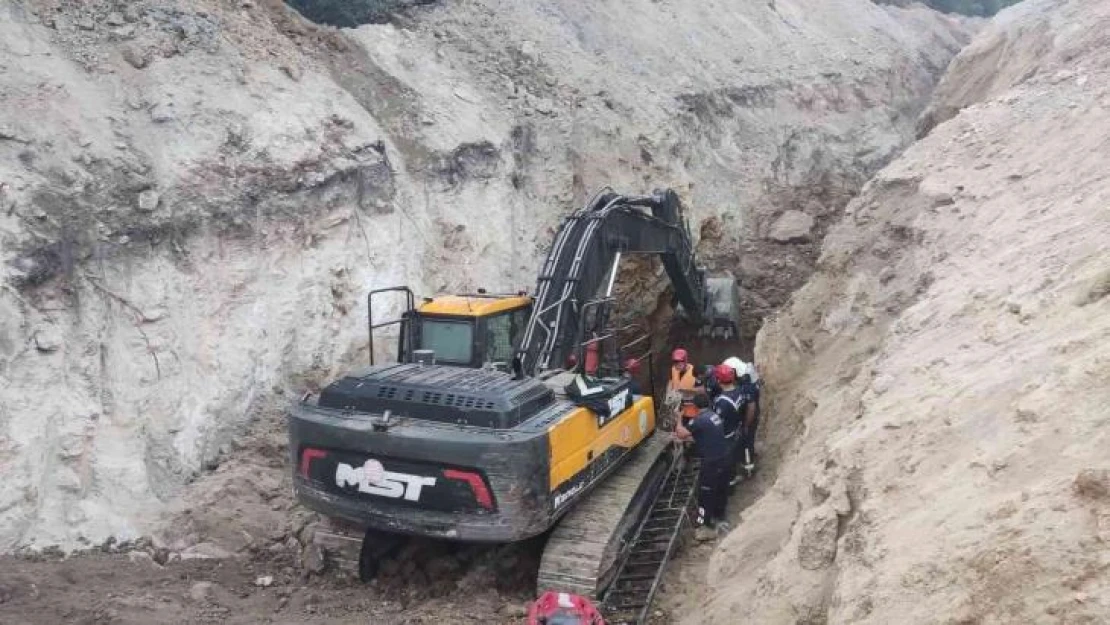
left=667, top=348, right=700, bottom=421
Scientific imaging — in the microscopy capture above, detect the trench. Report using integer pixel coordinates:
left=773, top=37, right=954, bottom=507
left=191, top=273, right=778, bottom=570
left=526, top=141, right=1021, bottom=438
left=0, top=0, right=973, bottom=621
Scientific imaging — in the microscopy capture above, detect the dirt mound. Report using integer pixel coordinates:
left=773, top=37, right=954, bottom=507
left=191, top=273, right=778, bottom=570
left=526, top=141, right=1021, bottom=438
left=685, top=0, right=1110, bottom=622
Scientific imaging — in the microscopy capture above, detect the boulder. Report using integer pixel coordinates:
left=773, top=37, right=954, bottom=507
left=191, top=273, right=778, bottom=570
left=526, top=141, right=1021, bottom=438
left=768, top=210, right=816, bottom=243
left=1075, top=469, right=1110, bottom=500
left=797, top=504, right=839, bottom=570
left=137, top=189, right=160, bottom=211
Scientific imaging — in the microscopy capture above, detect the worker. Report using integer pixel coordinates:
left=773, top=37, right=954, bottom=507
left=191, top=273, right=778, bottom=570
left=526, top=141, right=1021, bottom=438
left=622, top=358, right=644, bottom=395
left=674, top=393, right=731, bottom=534
left=667, top=348, right=699, bottom=421
left=722, top=356, right=744, bottom=380
left=737, top=361, right=761, bottom=473
left=699, top=364, right=722, bottom=400
left=724, top=357, right=760, bottom=475
left=710, top=364, right=745, bottom=487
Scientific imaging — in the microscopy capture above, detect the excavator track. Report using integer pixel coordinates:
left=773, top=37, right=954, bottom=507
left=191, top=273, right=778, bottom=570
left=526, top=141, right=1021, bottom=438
left=309, top=518, right=407, bottom=581
left=536, top=433, right=675, bottom=598
left=601, top=456, right=700, bottom=624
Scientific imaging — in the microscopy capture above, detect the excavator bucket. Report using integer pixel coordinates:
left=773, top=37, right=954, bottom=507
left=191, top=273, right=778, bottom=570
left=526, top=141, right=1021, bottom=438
left=702, top=275, right=741, bottom=340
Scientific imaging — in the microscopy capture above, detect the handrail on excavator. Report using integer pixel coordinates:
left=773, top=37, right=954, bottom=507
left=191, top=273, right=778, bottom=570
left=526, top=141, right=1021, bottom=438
left=366, top=286, right=415, bottom=366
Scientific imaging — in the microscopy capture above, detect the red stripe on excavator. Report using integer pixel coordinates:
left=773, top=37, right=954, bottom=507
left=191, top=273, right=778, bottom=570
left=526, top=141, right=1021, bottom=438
left=299, top=447, right=328, bottom=477
left=443, top=469, right=494, bottom=510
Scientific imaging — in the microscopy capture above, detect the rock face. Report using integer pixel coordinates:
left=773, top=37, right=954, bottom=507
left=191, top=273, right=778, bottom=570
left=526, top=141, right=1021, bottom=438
left=0, top=0, right=966, bottom=550
left=696, top=1, right=1110, bottom=623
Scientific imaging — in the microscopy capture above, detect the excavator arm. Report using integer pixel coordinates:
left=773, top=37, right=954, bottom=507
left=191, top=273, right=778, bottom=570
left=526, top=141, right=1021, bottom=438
left=514, top=188, right=728, bottom=377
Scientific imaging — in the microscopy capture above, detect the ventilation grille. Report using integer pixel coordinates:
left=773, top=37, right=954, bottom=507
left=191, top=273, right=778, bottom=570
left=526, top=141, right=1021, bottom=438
left=374, top=385, right=496, bottom=410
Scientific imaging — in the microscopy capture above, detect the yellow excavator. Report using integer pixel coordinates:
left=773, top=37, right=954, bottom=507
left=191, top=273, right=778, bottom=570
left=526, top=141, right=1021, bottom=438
left=287, top=188, right=739, bottom=604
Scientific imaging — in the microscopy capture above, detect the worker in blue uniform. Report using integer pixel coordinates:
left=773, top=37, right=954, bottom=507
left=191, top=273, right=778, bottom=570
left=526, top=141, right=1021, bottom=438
left=674, top=393, right=731, bottom=534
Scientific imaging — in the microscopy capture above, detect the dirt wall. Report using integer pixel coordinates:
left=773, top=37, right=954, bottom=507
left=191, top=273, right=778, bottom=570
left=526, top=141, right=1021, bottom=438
left=689, top=1, right=1110, bottom=622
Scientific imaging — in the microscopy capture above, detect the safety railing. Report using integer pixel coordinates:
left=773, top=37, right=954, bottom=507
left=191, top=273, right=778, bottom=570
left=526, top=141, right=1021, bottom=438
left=366, top=286, right=415, bottom=366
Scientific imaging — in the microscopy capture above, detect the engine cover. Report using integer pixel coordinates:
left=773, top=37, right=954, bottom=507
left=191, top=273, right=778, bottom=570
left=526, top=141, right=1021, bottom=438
left=317, top=363, right=556, bottom=429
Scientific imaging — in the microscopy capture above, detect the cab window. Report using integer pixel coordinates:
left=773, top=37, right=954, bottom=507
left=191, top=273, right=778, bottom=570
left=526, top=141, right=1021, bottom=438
left=420, top=319, right=474, bottom=364
left=484, top=312, right=514, bottom=364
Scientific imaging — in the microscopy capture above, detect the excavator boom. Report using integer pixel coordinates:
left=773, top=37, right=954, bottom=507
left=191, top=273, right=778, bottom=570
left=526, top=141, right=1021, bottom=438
left=516, top=187, right=736, bottom=377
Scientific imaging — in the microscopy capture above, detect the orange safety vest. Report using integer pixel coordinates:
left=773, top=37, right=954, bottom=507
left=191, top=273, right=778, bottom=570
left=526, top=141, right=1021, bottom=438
left=669, top=365, right=700, bottom=419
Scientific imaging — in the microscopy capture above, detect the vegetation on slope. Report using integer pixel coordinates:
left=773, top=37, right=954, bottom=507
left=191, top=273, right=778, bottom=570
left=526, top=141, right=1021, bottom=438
left=879, top=0, right=1022, bottom=17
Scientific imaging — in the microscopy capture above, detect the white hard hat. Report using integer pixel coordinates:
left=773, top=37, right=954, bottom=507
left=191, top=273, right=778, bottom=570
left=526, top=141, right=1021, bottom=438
left=722, top=357, right=743, bottom=374
left=723, top=357, right=759, bottom=383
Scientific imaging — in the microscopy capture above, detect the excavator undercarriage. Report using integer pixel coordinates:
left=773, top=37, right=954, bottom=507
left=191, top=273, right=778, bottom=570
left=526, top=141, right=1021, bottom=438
left=286, top=188, right=740, bottom=619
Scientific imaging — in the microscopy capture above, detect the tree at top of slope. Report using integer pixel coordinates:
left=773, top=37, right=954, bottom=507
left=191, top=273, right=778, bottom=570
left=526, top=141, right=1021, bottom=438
left=877, top=0, right=1023, bottom=17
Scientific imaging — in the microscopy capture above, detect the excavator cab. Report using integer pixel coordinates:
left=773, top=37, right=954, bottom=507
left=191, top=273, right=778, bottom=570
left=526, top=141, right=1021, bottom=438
left=367, top=287, right=532, bottom=372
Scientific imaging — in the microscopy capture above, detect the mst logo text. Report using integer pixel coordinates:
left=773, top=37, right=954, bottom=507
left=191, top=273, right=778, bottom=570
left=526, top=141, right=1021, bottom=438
left=335, top=459, right=436, bottom=502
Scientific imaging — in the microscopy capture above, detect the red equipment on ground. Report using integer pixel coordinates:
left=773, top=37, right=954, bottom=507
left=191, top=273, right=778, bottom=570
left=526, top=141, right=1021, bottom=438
left=527, top=591, right=606, bottom=625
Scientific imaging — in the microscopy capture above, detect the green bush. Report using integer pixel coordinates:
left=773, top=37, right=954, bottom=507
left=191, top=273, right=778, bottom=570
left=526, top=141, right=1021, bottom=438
left=884, top=0, right=1024, bottom=16
left=284, top=0, right=435, bottom=27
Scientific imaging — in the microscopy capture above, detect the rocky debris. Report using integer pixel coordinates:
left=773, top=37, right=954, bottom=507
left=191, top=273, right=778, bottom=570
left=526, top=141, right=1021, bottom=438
left=695, top=526, right=718, bottom=542
left=121, top=44, right=151, bottom=69
left=796, top=504, right=839, bottom=570
left=189, top=581, right=215, bottom=602
left=137, top=189, right=160, bottom=211
left=149, top=102, right=175, bottom=123
left=301, top=543, right=325, bottom=574
left=767, top=210, right=816, bottom=243
left=280, top=63, right=303, bottom=82
left=126, top=550, right=159, bottom=567
left=32, top=326, right=62, bottom=352
left=1074, top=469, right=1110, bottom=500
left=254, top=575, right=273, bottom=588
left=179, top=542, right=233, bottom=560
left=0, top=124, right=30, bottom=143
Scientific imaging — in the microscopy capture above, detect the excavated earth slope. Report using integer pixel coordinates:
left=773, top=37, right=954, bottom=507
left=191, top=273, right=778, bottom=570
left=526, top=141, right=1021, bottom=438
left=686, top=0, right=1110, bottom=622
left=0, top=0, right=968, bottom=552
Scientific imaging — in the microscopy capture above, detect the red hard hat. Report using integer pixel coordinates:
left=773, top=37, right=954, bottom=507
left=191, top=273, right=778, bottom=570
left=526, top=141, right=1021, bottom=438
left=528, top=591, right=605, bottom=625
left=671, top=348, right=688, bottom=362
left=624, top=358, right=641, bottom=375
left=715, top=363, right=737, bottom=384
